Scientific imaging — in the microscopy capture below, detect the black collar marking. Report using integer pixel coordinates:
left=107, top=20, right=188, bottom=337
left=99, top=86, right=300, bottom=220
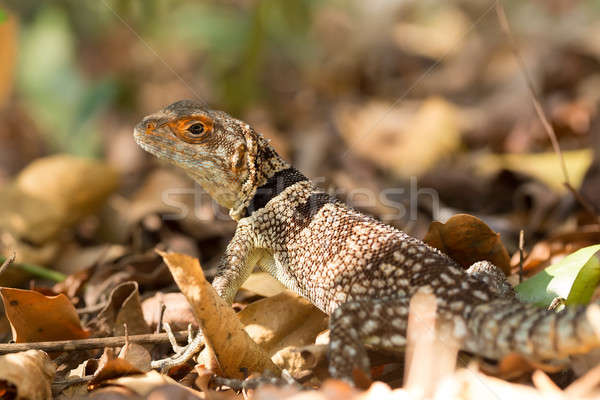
left=244, top=168, right=308, bottom=217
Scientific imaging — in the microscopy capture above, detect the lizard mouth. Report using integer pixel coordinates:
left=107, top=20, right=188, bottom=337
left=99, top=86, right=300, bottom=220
left=133, top=125, right=176, bottom=159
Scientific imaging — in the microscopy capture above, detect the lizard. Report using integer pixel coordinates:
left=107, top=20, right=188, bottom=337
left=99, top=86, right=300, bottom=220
left=134, top=99, right=600, bottom=383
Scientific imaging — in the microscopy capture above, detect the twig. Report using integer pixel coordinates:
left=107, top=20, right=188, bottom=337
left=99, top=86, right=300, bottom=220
left=518, top=229, right=524, bottom=283
left=156, top=301, right=167, bottom=334
left=495, top=1, right=600, bottom=226
left=0, top=331, right=189, bottom=354
left=0, top=250, right=16, bottom=276
left=53, top=376, right=93, bottom=386
left=495, top=1, right=570, bottom=185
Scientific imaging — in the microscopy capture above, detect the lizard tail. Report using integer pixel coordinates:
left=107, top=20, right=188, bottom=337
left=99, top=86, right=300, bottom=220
left=463, top=299, right=600, bottom=360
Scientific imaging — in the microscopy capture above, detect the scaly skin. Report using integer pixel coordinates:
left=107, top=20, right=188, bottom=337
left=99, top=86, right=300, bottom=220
left=134, top=100, right=600, bottom=382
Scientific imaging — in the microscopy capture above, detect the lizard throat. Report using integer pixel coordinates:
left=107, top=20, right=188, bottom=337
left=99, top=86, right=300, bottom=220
left=243, top=167, right=308, bottom=217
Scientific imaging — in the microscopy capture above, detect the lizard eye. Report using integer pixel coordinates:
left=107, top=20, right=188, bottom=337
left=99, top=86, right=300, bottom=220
left=187, top=123, right=205, bottom=136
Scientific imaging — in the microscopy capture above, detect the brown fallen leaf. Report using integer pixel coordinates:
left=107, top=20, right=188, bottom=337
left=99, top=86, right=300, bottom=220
left=118, top=342, right=152, bottom=373
left=240, top=272, right=287, bottom=298
left=93, top=281, right=151, bottom=337
left=15, top=154, right=119, bottom=226
left=0, top=288, right=90, bottom=343
left=479, top=353, right=563, bottom=381
left=392, top=4, right=469, bottom=59
left=89, top=358, right=144, bottom=390
left=271, top=346, right=327, bottom=382
left=142, top=292, right=197, bottom=333
left=157, top=251, right=281, bottom=379
left=238, top=290, right=328, bottom=355
left=423, top=213, right=511, bottom=274
left=0, top=13, right=17, bottom=107
left=512, top=229, right=600, bottom=276
left=335, top=97, right=461, bottom=178
left=0, top=155, right=119, bottom=269
left=475, top=149, right=594, bottom=193
left=0, top=185, right=65, bottom=253
left=103, top=370, right=202, bottom=398
left=145, top=383, right=207, bottom=400
left=0, top=350, right=56, bottom=400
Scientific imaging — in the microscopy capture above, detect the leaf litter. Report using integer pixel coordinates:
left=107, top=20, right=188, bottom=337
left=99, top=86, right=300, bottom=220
left=0, top=1, right=599, bottom=399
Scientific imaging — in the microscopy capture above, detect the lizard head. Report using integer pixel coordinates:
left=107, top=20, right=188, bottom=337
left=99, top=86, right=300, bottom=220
left=134, top=100, right=289, bottom=220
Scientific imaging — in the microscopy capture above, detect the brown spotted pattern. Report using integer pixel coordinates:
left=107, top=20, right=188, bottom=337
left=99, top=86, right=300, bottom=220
left=135, top=101, right=600, bottom=383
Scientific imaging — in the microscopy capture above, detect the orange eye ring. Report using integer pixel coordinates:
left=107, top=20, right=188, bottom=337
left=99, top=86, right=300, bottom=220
left=168, top=116, right=213, bottom=144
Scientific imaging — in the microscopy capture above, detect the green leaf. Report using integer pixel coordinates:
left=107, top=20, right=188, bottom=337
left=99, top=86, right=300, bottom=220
left=0, top=8, right=6, bottom=24
left=516, top=244, right=600, bottom=307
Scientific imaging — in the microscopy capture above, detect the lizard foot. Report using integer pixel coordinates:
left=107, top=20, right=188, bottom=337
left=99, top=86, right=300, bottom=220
left=151, top=322, right=204, bottom=372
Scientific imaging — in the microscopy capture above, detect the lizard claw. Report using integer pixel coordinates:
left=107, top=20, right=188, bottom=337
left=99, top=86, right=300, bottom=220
left=151, top=322, right=205, bottom=372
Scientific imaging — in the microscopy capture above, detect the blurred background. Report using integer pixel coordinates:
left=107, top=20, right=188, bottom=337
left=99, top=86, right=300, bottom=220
left=0, top=0, right=599, bottom=274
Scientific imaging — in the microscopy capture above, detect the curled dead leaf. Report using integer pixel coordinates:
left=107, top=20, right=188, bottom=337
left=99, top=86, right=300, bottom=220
left=93, top=281, right=151, bottom=337
left=423, top=213, right=511, bottom=274
left=0, top=350, right=56, bottom=400
left=157, top=251, right=280, bottom=379
left=89, top=358, right=143, bottom=390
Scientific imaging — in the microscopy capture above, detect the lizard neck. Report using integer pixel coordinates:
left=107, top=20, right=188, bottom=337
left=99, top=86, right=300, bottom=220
left=243, top=167, right=308, bottom=217
left=229, top=132, right=292, bottom=220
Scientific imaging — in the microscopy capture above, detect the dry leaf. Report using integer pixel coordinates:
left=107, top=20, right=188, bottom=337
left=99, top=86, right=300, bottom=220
left=103, top=370, right=201, bottom=398
left=15, top=155, right=119, bottom=225
left=89, top=358, right=143, bottom=390
left=0, top=13, right=17, bottom=106
left=118, top=342, right=152, bottom=373
left=424, top=213, right=511, bottom=274
left=0, top=185, right=65, bottom=245
left=94, top=281, right=151, bottom=337
left=335, top=97, right=461, bottom=178
left=0, top=288, right=90, bottom=343
left=240, top=272, right=287, bottom=298
left=157, top=251, right=281, bottom=379
left=475, top=149, right=594, bottom=192
left=142, top=292, right=197, bottom=332
left=238, top=290, right=328, bottom=355
left=392, top=4, right=469, bottom=59
left=513, top=229, right=600, bottom=276
left=0, top=350, right=56, bottom=400
left=145, top=384, right=206, bottom=400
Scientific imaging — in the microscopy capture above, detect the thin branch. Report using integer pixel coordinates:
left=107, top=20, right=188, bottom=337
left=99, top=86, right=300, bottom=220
left=495, top=1, right=570, bottom=186
left=496, top=1, right=600, bottom=226
left=518, top=229, right=525, bottom=283
left=0, top=250, right=16, bottom=276
left=0, top=331, right=189, bottom=354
